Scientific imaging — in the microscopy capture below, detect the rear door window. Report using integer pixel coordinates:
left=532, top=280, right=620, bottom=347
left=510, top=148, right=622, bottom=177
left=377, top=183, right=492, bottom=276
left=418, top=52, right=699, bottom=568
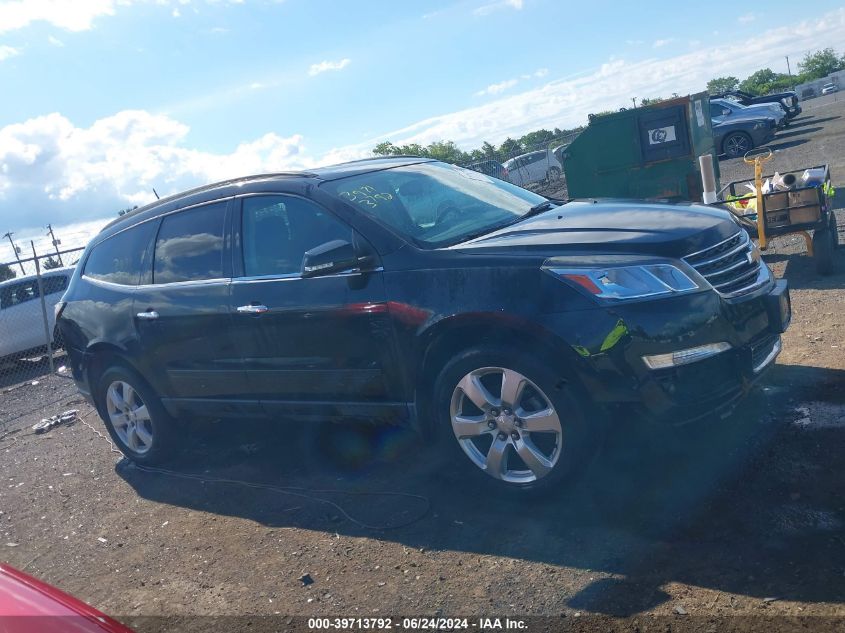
left=84, top=221, right=157, bottom=286
left=153, top=203, right=227, bottom=284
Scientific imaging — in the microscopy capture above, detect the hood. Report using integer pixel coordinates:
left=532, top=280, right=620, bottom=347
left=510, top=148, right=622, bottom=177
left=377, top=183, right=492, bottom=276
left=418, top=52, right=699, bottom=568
left=740, top=103, right=784, bottom=116
left=450, top=200, right=740, bottom=259
left=716, top=111, right=775, bottom=125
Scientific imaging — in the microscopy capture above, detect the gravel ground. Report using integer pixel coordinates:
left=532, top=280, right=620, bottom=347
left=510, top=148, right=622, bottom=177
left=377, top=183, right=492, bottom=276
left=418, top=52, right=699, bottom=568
left=1, top=102, right=845, bottom=633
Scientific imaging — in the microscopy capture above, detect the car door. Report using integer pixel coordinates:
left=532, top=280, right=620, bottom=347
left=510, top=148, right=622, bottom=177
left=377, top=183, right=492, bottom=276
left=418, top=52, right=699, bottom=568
left=132, top=199, right=254, bottom=419
left=0, top=279, right=42, bottom=356
left=528, top=153, right=545, bottom=183
left=228, top=193, right=404, bottom=423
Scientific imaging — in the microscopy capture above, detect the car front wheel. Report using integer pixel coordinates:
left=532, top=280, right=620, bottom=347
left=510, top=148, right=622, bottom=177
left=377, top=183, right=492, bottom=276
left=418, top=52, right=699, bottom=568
left=96, top=365, right=177, bottom=464
left=434, top=347, right=594, bottom=492
left=723, top=132, right=752, bottom=158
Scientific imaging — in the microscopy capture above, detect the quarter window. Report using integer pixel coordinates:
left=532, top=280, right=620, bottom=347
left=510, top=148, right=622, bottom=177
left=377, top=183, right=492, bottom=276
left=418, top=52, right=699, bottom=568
left=84, top=221, right=157, bottom=286
left=242, top=196, right=351, bottom=277
left=154, top=203, right=227, bottom=284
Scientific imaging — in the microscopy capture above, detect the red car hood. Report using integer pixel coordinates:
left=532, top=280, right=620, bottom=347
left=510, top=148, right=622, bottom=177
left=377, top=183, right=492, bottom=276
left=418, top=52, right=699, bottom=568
left=0, top=563, right=133, bottom=632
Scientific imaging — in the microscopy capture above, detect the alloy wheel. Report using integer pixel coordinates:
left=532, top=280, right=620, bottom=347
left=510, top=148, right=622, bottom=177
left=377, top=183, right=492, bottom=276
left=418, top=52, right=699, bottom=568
left=726, top=134, right=750, bottom=157
left=449, top=367, right=562, bottom=484
left=105, top=380, right=153, bottom=454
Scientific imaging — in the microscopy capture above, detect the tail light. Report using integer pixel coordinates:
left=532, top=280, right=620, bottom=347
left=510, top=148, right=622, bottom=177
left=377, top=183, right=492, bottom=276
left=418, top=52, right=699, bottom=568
left=54, top=301, right=66, bottom=321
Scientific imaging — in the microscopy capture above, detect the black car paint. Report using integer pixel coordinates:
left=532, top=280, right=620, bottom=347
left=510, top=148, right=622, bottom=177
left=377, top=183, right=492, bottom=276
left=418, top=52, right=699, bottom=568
left=59, top=157, right=787, bottom=430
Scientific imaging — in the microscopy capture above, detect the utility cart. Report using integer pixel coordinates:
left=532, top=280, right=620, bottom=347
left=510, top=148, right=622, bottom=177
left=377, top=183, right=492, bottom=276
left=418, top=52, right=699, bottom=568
left=716, top=156, right=840, bottom=274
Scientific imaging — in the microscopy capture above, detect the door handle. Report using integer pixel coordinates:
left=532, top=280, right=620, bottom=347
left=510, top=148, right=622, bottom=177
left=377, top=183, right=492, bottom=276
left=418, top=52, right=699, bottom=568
left=136, top=310, right=159, bottom=320
left=236, top=304, right=269, bottom=314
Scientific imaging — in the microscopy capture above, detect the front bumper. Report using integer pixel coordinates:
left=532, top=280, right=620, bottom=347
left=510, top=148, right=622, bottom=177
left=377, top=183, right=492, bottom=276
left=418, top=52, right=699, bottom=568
left=540, top=278, right=790, bottom=424
left=787, top=104, right=802, bottom=118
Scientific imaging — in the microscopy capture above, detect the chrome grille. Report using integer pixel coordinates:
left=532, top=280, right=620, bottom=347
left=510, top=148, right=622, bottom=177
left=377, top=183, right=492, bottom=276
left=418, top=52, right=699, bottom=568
left=684, top=231, right=766, bottom=297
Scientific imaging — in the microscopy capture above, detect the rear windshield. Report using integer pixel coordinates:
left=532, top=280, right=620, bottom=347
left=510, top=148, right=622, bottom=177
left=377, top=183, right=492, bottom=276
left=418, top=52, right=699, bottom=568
left=321, top=162, right=547, bottom=248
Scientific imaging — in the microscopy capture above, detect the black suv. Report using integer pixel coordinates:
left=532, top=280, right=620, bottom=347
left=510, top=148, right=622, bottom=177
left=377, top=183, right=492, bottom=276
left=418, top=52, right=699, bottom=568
left=57, top=158, right=791, bottom=491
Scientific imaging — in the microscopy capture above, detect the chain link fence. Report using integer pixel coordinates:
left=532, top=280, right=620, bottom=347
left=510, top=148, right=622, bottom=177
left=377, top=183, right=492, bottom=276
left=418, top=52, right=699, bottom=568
left=0, top=244, right=85, bottom=391
left=460, top=129, right=582, bottom=199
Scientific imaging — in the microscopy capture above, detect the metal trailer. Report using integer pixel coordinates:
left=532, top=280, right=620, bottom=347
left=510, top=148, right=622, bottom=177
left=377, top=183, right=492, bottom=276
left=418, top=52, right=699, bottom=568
left=716, top=163, right=840, bottom=274
left=562, top=92, right=719, bottom=201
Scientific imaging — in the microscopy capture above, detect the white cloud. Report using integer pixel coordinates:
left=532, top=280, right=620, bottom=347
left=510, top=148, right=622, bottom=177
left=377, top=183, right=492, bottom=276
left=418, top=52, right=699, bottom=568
left=172, top=7, right=180, bottom=17
left=474, top=0, right=524, bottom=17
left=308, top=58, right=351, bottom=76
left=0, top=110, right=310, bottom=229
left=47, top=35, right=64, bottom=46
left=0, top=0, right=249, bottom=34
left=0, top=45, right=21, bottom=61
left=0, top=0, right=118, bottom=34
left=739, top=13, right=755, bottom=24
left=653, top=38, right=675, bottom=48
left=534, top=68, right=548, bottom=78
left=625, top=39, right=644, bottom=45
left=475, top=78, right=518, bottom=96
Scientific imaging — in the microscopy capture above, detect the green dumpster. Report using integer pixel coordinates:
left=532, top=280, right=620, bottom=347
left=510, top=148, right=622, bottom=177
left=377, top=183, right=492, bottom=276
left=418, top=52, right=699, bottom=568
left=563, top=92, right=719, bottom=202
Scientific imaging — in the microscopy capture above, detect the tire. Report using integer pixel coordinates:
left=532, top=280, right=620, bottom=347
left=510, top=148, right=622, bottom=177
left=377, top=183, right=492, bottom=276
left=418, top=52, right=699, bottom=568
left=722, top=132, right=753, bottom=158
left=432, top=346, right=596, bottom=493
left=546, top=167, right=561, bottom=183
left=813, top=216, right=838, bottom=275
left=95, top=364, right=178, bottom=464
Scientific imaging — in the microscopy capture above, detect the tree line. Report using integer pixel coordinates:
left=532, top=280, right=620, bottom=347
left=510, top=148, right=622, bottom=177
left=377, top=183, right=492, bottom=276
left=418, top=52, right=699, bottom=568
left=373, top=126, right=582, bottom=166
left=707, top=47, right=844, bottom=96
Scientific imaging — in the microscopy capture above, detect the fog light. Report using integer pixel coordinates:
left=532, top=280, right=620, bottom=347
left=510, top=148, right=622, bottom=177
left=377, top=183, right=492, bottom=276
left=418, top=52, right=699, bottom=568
left=642, top=342, right=732, bottom=370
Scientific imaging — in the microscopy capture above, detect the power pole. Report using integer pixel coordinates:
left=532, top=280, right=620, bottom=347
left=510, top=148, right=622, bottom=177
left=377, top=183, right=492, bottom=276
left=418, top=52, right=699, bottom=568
left=786, top=56, right=793, bottom=87
left=46, top=224, right=63, bottom=266
left=2, top=232, right=25, bottom=274
left=631, top=97, right=637, bottom=109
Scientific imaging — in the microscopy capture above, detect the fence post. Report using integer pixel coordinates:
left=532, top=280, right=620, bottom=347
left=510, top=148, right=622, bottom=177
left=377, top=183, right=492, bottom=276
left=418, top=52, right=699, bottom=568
left=30, top=241, right=55, bottom=376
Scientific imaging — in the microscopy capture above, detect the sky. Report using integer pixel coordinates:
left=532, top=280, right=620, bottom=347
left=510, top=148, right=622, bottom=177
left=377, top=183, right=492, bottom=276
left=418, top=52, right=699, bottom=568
left=2, top=0, right=845, bottom=259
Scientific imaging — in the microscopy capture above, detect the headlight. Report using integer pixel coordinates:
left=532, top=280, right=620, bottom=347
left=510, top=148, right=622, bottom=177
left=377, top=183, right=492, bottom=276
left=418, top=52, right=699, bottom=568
left=545, top=263, right=699, bottom=302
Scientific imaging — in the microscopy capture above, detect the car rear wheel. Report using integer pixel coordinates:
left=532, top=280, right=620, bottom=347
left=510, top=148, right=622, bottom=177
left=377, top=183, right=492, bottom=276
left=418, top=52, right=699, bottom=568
left=96, top=365, right=177, bottom=464
left=723, top=132, right=752, bottom=158
left=433, top=347, right=595, bottom=493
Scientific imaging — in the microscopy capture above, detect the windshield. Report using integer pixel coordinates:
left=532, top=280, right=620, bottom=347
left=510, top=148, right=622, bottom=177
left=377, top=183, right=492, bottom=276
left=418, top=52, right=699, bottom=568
left=322, top=162, right=549, bottom=247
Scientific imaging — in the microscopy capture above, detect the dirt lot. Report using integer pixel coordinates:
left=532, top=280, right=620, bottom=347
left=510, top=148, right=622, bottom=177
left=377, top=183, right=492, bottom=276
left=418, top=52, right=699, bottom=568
left=2, top=100, right=845, bottom=633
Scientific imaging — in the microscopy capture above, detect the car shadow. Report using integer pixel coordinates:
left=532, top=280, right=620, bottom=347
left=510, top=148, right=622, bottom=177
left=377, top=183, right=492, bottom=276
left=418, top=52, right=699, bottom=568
left=116, top=362, right=845, bottom=617
left=788, top=115, right=840, bottom=127
left=774, top=126, right=822, bottom=139
left=767, top=139, right=810, bottom=152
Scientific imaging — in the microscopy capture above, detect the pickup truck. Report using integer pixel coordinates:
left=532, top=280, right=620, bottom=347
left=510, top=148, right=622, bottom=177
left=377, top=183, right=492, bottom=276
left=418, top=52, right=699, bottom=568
left=713, top=89, right=802, bottom=119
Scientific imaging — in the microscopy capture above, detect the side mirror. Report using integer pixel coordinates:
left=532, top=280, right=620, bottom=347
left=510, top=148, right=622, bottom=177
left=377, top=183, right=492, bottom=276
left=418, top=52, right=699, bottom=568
left=301, top=240, right=357, bottom=278
left=723, top=108, right=731, bottom=116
